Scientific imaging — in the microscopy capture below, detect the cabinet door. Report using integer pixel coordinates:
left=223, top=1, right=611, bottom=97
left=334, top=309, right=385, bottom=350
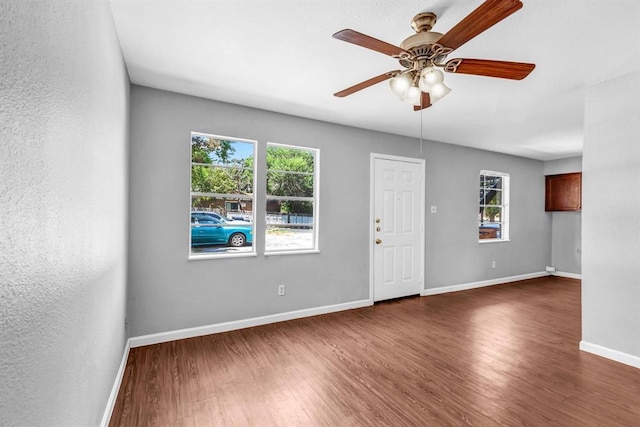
left=545, top=173, right=581, bottom=211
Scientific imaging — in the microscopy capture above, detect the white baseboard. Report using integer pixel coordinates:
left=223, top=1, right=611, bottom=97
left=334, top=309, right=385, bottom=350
left=552, top=271, right=582, bottom=280
left=580, top=340, right=640, bottom=369
left=100, top=338, right=131, bottom=427
left=421, top=271, right=549, bottom=296
left=129, top=298, right=373, bottom=348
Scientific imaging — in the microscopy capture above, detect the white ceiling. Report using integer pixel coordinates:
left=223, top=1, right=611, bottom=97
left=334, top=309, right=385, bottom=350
left=109, top=0, right=640, bottom=161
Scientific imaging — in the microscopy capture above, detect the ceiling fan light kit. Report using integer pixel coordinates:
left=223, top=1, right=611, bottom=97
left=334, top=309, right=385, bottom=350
left=418, top=67, right=450, bottom=103
left=389, top=73, right=413, bottom=99
left=332, top=0, right=535, bottom=111
left=403, top=85, right=422, bottom=106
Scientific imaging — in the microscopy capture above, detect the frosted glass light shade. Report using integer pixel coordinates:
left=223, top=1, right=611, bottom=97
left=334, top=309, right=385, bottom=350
left=403, top=85, right=421, bottom=105
left=429, top=82, right=451, bottom=102
left=389, top=73, right=412, bottom=99
left=419, top=67, right=444, bottom=92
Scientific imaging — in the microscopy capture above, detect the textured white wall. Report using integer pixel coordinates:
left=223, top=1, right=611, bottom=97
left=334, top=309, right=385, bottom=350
left=0, top=1, right=129, bottom=425
left=582, top=70, right=640, bottom=360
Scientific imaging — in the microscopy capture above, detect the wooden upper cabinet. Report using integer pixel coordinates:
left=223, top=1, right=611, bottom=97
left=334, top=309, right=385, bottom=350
left=545, top=172, right=582, bottom=211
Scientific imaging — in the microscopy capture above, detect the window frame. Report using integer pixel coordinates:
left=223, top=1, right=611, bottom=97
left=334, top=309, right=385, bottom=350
left=264, top=142, right=320, bottom=255
left=478, top=169, right=510, bottom=243
left=189, top=132, right=257, bottom=260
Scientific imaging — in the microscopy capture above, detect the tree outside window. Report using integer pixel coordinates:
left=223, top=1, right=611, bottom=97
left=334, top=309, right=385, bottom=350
left=266, top=143, right=318, bottom=252
left=479, top=171, right=509, bottom=241
left=190, top=133, right=255, bottom=257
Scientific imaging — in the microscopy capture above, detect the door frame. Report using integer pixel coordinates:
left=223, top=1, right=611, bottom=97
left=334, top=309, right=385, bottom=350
left=369, top=153, right=426, bottom=302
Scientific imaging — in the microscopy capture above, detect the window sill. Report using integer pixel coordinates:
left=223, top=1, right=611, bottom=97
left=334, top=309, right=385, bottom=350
left=478, top=239, right=510, bottom=244
left=264, top=249, right=320, bottom=257
left=189, top=252, right=257, bottom=261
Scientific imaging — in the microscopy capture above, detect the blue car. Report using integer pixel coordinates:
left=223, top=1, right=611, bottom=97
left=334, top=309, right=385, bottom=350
left=199, top=211, right=250, bottom=224
left=191, top=212, right=253, bottom=247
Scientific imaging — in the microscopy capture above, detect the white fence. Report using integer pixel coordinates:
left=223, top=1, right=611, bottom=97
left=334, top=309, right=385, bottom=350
left=217, top=210, right=313, bottom=228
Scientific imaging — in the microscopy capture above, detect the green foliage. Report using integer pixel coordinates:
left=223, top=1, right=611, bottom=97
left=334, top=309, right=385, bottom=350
left=480, top=189, right=502, bottom=223
left=191, top=166, right=237, bottom=193
left=267, top=147, right=314, bottom=214
left=266, top=147, right=314, bottom=197
left=280, top=201, right=313, bottom=214
left=483, top=207, right=501, bottom=223
left=190, top=138, right=316, bottom=215
left=191, top=135, right=235, bottom=164
left=190, top=135, right=252, bottom=197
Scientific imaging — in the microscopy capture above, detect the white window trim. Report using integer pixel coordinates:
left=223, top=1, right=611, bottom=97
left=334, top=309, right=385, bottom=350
left=189, top=252, right=258, bottom=261
left=264, top=249, right=321, bottom=257
left=189, top=133, right=258, bottom=260
left=479, top=169, right=510, bottom=243
left=265, top=142, right=320, bottom=254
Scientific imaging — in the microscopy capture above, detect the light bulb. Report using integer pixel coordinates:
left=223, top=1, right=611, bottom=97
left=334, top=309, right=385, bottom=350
left=389, top=73, right=412, bottom=99
left=419, top=67, right=444, bottom=92
left=429, top=82, right=451, bottom=102
left=403, top=85, right=421, bottom=105
left=421, top=67, right=444, bottom=85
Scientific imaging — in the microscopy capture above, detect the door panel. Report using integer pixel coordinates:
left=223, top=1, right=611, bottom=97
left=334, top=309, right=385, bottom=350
left=383, top=190, right=395, bottom=233
left=401, top=245, right=414, bottom=281
left=373, top=156, right=424, bottom=301
left=383, top=246, right=396, bottom=284
left=402, top=191, right=414, bottom=233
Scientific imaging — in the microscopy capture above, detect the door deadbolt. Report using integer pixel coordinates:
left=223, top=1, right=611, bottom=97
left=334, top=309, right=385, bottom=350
left=376, top=227, right=381, bottom=232
left=375, top=218, right=381, bottom=223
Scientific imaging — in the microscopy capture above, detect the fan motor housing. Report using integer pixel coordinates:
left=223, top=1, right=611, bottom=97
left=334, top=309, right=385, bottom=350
left=398, top=11, right=448, bottom=68
left=400, top=31, right=443, bottom=52
left=399, top=31, right=445, bottom=68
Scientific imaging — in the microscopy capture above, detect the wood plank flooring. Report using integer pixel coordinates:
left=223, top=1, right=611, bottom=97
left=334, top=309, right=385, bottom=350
left=109, top=277, right=640, bottom=426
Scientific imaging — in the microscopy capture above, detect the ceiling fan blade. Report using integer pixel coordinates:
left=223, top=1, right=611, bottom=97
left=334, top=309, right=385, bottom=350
left=414, top=92, right=431, bottom=111
left=444, top=58, right=535, bottom=80
left=333, top=29, right=409, bottom=58
left=334, top=70, right=400, bottom=97
left=436, top=0, right=523, bottom=52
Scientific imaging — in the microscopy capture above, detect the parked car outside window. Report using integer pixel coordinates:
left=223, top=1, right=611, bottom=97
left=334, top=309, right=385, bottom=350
left=191, top=212, right=253, bottom=247
left=193, top=211, right=250, bottom=224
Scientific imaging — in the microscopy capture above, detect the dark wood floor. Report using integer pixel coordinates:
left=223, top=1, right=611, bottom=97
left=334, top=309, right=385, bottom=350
left=110, top=277, right=640, bottom=426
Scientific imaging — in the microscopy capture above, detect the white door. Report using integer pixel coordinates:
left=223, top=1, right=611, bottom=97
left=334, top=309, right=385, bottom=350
left=372, top=155, right=424, bottom=302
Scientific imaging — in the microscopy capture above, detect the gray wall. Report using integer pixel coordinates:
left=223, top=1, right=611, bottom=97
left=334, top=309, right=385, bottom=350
left=128, top=85, right=550, bottom=337
left=582, top=70, right=640, bottom=359
left=0, top=1, right=129, bottom=425
left=544, top=157, right=582, bottom=275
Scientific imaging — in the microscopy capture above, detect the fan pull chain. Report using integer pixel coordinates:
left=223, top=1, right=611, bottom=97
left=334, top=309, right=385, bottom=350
left=420, top=96, right=424, bottom=155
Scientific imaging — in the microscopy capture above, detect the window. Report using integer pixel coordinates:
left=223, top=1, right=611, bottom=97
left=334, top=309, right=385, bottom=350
left=265, top=143, right=318, bottom=253
left=479, top=170, right=509, bottom=241
left=190, top=132, right=256, bottom=257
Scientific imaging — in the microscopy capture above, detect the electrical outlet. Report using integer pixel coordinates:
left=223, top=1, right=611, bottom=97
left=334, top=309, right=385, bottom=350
left=278, top=284, right=285, bottom=296
left=491, top=260, right=496, bottom=269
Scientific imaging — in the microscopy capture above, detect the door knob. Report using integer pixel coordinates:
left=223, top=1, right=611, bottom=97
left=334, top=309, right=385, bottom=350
left=375, top=239, right=382, bottom=244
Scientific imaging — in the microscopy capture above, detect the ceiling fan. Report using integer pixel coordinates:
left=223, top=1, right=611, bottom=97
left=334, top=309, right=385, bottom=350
left=332, top=0, right=535, bottom=111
